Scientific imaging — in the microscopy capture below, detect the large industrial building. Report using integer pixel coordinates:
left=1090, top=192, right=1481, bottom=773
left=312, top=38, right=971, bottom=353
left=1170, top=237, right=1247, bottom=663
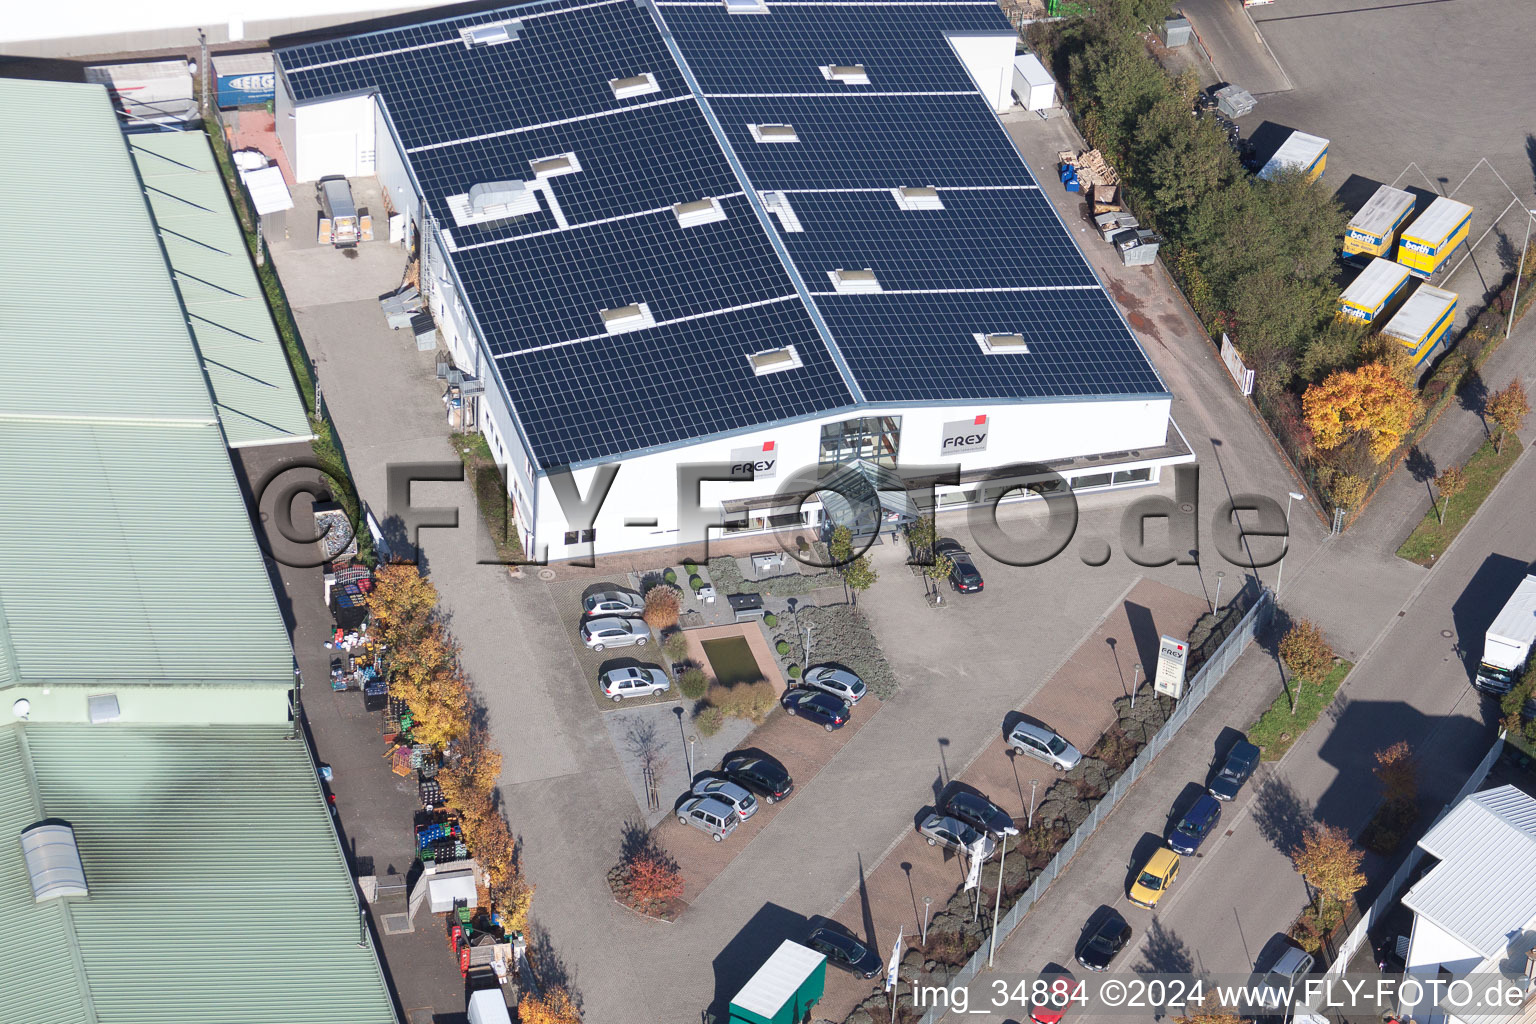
left=273, top=0, right=1190, bottom=562
left=0, top=79, right=396, bottom=1023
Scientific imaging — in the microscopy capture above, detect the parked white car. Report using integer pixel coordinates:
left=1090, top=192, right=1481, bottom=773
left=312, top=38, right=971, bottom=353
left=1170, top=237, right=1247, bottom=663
left=801, top=665, right=867, bottom=705
left=599, top=666, right=669, bottom=702
left=691, top=778, right=758, bottom=820
left=583, top=590, right=644, bottom=616
left=580, top=616, right=649, bottom=651
left=676, top=796, right=740, bottom=841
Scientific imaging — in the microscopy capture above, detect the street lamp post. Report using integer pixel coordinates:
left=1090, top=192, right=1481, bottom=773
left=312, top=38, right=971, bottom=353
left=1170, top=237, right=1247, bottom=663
left=1131, top=663, right=1142, bottom=711
left=922, top=896, right=932, bottom=944
left=1028, top=779, right=1039, bottom=829
left=1276, top=491, right=1306, bottom=595
left=688, top=735, right=697, bottom=778
left=1508, top=209, right=1536, bottom=340
left=803, top=623, right=814, bottom=667
left=1214, top=570, right=1226, bottom=612
left=988, top=837, right=1009, bottom=967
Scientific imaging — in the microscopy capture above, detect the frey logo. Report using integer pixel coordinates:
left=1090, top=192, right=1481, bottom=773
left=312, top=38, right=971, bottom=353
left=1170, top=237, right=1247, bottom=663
left=728, top=440, right=777, bottom=480
left=940, top=415, right=988, bottom=456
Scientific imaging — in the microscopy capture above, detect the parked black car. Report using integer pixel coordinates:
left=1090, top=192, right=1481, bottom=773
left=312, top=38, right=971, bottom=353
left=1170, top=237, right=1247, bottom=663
left=807, top=927, right=882, bottom=979
left=944, top=789, right=1020, bottom=837
left=936, top=539, right=984, bottom=593
left=781, top=689, right=849, bottom=731
left=1168, top=793, right=1223, bottom=855
left=1209, top=740, right=1261, bottom=801
left=720, top=753, right=793, bottom=804
left=1076, top=914, right=1132, bottom=972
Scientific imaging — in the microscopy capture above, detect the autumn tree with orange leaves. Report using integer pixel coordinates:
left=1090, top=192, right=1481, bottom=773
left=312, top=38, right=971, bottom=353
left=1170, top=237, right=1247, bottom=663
left=519, top=986, right=582, bottom=1024
left=1302, top=361, right=1419, bottom=462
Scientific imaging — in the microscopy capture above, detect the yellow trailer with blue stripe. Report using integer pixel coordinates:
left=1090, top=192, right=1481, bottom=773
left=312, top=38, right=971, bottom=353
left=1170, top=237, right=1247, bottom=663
left=1397, top=196, right=1472, bottom=278
left=1380, top=285, right=1457, bottom=368
left=1337, top=257, right=1412, bottom=323
left=1343, top=185, right=1415, bottom=262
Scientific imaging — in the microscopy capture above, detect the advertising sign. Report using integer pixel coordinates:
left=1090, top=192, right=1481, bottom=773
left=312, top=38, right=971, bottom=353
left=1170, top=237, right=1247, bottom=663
left=1154, top=634, right=1189, bottom=699
left=940, top=414, right=988, bottom=456
left=728, top=441, right=777, bottom=481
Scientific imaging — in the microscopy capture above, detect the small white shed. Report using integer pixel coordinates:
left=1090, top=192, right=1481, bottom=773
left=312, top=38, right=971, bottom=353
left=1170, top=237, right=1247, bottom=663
left=427, top=868, right=478, bottom=914
left=1012, top=54, right=1057, bottom=112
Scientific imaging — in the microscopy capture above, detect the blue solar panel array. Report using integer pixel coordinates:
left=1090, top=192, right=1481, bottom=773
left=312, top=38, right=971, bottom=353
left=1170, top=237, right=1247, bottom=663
left=276, top=0, right=1167, bottom=469
left=817, top=290, right=1166, bottom=402
left=781, top=189, right=1098, bottom=292
left=499, top=302, right=854, bottom=465
left=707, top=94, right=1037, bottom=191
left=412, top=100, right=740, bottom=243
left=454, top=196, right=797, bottom=355
left=656, top=4, right=1001, bottom=94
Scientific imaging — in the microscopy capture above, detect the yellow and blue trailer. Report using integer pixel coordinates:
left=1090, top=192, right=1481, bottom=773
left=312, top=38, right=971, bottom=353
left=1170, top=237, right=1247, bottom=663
left=1258, top=130, right=1329, bottom=182
left=1380, top=285, right=1458, bottom=369
left=1343, top=185, right=1415, bottom=263
left=1337, top=257, right=1412, bottom=324
left=1397, top=197, right=1472, bottom=278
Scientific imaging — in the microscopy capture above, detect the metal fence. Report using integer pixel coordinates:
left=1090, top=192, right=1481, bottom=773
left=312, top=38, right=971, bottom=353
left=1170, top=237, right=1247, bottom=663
left=914, top=589, right=1274, bottom=1024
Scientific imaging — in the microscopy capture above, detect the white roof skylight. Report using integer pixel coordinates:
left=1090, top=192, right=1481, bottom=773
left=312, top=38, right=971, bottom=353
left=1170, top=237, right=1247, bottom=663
left=750, top=123, right=799, bottom=144
left=893, top=186, right=944, bottom=211
left=975, top=332, right=1029, bottom=354
left=601, top=302, right=656, bottom=334
left=748, top=345, right=803, bottom=375
left=529, top=152, right=581, bottom=177
left=822, top=64, right=870, bottom=85
left=673, top=197, right=728, bottom=228
left=829, top=268, right=882, bottom=294
left=610, top=72, right=660, bottom=100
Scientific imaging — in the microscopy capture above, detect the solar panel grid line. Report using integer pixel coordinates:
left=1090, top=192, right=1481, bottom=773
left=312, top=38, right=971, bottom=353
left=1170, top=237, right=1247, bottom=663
left=449, top=190, right=748, bottom=253
left=405, top=93, right=695, bottom=154
left=807, top=286, right=1106, bottom=295
left=491, top=293, right=804, bottom=356
left=765, top=185, right=1038, bottom=193
left=702, top=91, right=976, bottom=97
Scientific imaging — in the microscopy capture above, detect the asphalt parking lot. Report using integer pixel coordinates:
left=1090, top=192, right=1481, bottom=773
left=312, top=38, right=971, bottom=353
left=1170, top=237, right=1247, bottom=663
left=1198, top=0, right=1536, bottom=320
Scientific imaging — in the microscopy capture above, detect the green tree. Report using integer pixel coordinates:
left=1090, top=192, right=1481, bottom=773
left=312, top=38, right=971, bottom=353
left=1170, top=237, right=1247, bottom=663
left=1432, top=465, right=1466, bottom=524
left=829, top=524, right=855, bottom=566
left=1487, top=379, right=1531, bottom=452
left=1291, top=823, right=1366, bottom=918
left=843, top=556, right=878, bottom=606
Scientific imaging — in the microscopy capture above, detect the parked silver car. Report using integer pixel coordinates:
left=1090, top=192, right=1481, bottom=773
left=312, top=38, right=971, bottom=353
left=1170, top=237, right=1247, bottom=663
left=580, top=616, right=648, bottom=651
left=691, top=778, right=758, bottom=820
left=599, top=666, right=670, bottom=702
left=917, top=813, right=996, bottom=859
left=1007, top=721, right=1082, bottom=771
left=583, top=590, right=644, bottom=616
left=676, top=796, right=740, bottom=841
left=801, top=665, right=867, bottom=705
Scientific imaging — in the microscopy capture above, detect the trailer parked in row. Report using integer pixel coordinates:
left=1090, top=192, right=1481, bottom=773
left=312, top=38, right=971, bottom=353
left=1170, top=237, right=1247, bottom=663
left=1337, top=257, right=1412, bottom=324
left=1397, top=196, right=1473, bottom=278
left=1343, top=185, right=1416, bottom=263
left=1259, top=130, right=1328, bottom=182
left=1476, top=572, right=1536, bottom=695
left=1380, top=284, right=1457, bottom=369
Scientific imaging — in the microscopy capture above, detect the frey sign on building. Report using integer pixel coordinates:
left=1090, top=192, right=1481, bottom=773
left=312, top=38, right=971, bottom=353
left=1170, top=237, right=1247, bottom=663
left=728, top=441, right=777, bottom=481
left=1153, top=635, right=1189, bottom=699
left=940, top=415, right=989, bottom=456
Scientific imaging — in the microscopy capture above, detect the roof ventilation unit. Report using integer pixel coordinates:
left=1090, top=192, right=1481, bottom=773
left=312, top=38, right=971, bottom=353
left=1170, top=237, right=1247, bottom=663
left=975, top=332, right=1029, bottom=354
left=725, top=0, right=770, bottom=14
left=19, top=821, right=88, bottom=902
left=530, top=153, right=581, bottom=178
left=610, top=72, right=660, bottom=100
left=829, top=268, right=882, bottom=294
left=460, top=20, right=519, bottom=47
left=601, top=302, right=656, bottom=334
left=87, top=693, right=121, bottom=724
left=760, top=192, right=803, bottom=233
left=748, top=345, right=803, bottom=375
left=673, top=197, right=728, bottom=228
left=749, top=123, right=799, bottom=144
left=448, top=180, right=541, bottom=226
left=822, top=64, right=870, bottom=85
left=893, top=186, right=943, bottom=211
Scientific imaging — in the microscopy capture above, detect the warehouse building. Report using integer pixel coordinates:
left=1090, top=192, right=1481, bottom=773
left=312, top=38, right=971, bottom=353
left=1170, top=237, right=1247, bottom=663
left=273, top=0, right=1191, bottom=562
left=0, top=79, right=396, bottom=1023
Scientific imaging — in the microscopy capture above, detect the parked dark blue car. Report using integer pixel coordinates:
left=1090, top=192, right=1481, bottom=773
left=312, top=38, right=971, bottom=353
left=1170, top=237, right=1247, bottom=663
left=782, top=689, right=849, bottom=731
left=1168, top=794, right=1223, bottom=855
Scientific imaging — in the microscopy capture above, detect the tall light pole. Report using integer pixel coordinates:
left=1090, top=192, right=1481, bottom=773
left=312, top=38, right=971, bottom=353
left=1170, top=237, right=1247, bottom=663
left=988, top=837, right=1009, bottom=967
left=1213, top=570, right=1226, bottom=612
left=688, top=734, right=697, bottom=778
left=803, top=623, right=814, bottom=667
left=1028, top=779, right=1039, bottom=829
left=1131, top=663, right=1142, bottom=710
left=1508, top=209, right=1536, bottom=340
left=922, top=896, right=932, bottom=944
left=1276, top=491, right=1306, bottom=595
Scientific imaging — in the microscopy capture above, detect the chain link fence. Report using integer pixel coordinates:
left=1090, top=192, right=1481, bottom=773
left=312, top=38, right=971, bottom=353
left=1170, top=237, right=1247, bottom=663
left=913, top=588, right=1275, bottom=1024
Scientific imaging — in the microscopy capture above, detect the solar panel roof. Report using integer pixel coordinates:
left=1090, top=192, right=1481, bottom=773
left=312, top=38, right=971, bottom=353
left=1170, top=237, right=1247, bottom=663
left=276, top=0, right=1167, bottom=469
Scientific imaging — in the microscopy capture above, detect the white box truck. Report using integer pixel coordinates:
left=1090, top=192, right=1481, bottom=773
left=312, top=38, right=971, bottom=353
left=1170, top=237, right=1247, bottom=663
left=1011, top=54, right=1057, bottom=112
left=1476, top=573, right=1536, bottom=694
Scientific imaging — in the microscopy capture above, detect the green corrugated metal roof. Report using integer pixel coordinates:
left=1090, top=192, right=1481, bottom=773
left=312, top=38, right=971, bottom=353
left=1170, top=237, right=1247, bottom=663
left=0, top=419, right=294, bottom=689
left=127, top=132, right=314, bottom=448
left=0, top=729, right=92, bottom=1024
left=0, top=81, right=218, bottom=425
left=0, top=724, right=398, bottom=1024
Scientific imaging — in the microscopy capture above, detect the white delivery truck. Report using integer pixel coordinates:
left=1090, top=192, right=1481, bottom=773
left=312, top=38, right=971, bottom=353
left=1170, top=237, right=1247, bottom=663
left=1476, top=573, right=1536, bottom=694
